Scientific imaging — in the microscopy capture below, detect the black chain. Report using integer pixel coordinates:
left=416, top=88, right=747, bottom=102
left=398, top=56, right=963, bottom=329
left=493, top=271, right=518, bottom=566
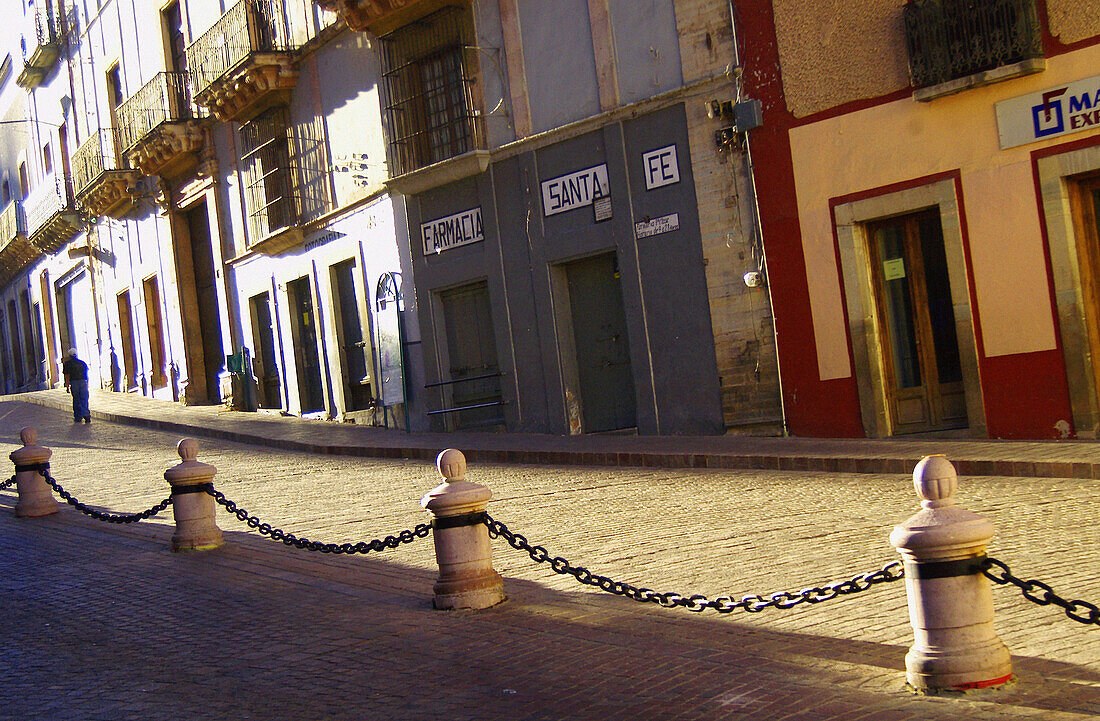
left=484, top=514, right=904, bottom=613
left=203, top=484, right=431, bottom=553
left=0, top=475, right=15, bottom=491
left=982, top=558, right=1100, bottom=626
left=37, top=468, right=172, bottom=524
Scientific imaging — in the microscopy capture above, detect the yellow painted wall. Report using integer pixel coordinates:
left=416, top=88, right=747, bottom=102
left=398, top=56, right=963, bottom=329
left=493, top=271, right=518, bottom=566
left=788, top=46, right=1100, bottom=381
left=772, top=0, right=908, bottom=118
left=1047, top=0, right=1100, bottom=45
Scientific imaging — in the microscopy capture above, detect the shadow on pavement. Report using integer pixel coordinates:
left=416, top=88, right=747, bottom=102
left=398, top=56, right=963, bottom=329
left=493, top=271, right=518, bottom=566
left=1, top=489, right=1096, bottom=721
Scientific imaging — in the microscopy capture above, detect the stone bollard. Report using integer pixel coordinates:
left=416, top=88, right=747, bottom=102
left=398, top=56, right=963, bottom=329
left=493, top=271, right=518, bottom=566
left=890, top=455, right=1012, bottom=693
left=10, top=427, right=58, bottom=518
left=164, top=438, right=224, bottom=552
left=420, top=449, right=506, bottom=610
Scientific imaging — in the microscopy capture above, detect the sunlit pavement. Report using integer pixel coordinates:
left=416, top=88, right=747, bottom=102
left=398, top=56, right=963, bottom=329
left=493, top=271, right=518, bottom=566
left=0, top=397, right=1096, bottom=720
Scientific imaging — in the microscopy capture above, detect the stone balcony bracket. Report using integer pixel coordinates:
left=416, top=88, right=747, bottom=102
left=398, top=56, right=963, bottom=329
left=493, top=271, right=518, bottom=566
left=197, top=57, right=299, bottom=124
left=77, top=171, right=143, bottom=220
left=128, top=122, right=206, bottom=180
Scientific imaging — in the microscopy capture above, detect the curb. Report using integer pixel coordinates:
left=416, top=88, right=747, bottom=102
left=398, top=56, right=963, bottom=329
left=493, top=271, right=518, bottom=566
left=10, top=393, right=1100, bottom=480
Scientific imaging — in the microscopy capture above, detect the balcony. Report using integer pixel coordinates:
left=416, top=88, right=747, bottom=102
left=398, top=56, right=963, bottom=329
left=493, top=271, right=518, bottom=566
left=71, top=129, right=141, bottom=219
left=25, top=174, right=81, bottom=254
left=185, top=0, right=300, bottom=123
left=314, top=0, right=440, bottom=35
left=16, top=5, right=62, bottom=89
left=905, top=0, right=1045, bottom=100
left=0, top=201, right=39, bottom=288
left=117, top=72, right=208, bottom=180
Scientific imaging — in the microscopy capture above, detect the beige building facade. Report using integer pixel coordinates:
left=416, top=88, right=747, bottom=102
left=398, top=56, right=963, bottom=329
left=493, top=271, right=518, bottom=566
left=739, top=0, right=1100, bottom=438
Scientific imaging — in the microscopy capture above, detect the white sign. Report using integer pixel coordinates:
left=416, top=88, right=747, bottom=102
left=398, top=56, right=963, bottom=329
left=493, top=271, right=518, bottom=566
left=642, top=145, right=680, bottom=190
left=634, top=213, right=680, bottom=239
left=883, top=258, right=906, bottom=281
left=375, top=306, right=404, bottom=406
left=541, top=164, right=610, bottom=216
left=421, top=207, right=483, bottom=255
left=996, top=75, right=1100, bottom=149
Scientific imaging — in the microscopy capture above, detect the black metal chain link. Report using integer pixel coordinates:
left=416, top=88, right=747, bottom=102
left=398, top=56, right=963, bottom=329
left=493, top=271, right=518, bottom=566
left=982, top=558, right=1100, bottom=626
left=483, top=514, right=904, bottom=613
left=36, top=468, right=172, bottom=524
left=202, top=484, right=431, bottom=553
left=0, top=475, right=15, bottom=491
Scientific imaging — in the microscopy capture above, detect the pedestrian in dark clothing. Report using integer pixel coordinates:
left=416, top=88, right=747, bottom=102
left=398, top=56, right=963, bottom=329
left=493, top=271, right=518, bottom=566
left=63, top=349, right=90, bottom=424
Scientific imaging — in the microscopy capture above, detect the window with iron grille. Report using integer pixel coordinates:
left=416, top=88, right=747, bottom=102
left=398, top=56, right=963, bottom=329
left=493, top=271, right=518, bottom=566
left=379, top=7, right=485, bottom=177
left=239, top=107, right=329, bottom=245
left=904, top=0, right=1043, bottom=90
left=240, top=107, right=297, bottom=242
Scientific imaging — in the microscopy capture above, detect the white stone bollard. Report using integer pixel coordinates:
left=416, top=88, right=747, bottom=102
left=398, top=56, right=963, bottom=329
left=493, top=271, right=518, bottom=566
left=890, top=455, right=1012, bottom=693
left=10, top=427, right=59, bottom=518
left=420, top=449, right=506, bottom=610
left=164, top=439, right=224, bottom=552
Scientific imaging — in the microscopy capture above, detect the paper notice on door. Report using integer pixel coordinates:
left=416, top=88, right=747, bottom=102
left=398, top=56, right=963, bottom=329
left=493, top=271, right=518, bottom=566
left=883, top=258, right=906, bottom=281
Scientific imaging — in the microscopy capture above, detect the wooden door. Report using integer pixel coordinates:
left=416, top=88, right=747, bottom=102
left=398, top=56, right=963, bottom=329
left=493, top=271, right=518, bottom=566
left=332, top=259, right=373, bottom=411
left=117, top=290, right=137, bottom=390
left=287, top=276, right=326, bottom=413
left=868, top=211, right=966, bottom=434
left=249, top=292, right=282, bottom=409
left=439, top=281, right=503, bottom=429
left=565, top=253, right=637, bottom=433
left=1071, top=175, right=1100, bottom=407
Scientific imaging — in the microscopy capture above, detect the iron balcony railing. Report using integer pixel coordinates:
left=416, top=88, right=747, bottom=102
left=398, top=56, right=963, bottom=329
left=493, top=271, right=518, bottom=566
left=904, top=0, right=1043, bottom=89
left=185, top=0, right=296, bottom=100
left=32, top=3, right=60, bottom=47
left=0, top=201, right=27, bottom=249
left=24, top=173, right=74, bottom=239
left=116, top=72, right=205, bottom=153
left=72, top=128, right=127, bottom=197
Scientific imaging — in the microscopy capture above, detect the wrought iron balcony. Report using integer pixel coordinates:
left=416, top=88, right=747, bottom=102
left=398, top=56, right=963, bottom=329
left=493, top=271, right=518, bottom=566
left=0, top=202, right=38, bottom=288
left=905, top=0, right=1044, bottom=91
left=116, top=72, right=208, bottom=179
left=0, top=201, right=27, bottom=251
left=185, top=0, right=299, bottom=123
left=25, top=174, right=80, bottom=254
left=71, top=129, right=141, bottom=219
left=16, top=4, right=62, bottom=89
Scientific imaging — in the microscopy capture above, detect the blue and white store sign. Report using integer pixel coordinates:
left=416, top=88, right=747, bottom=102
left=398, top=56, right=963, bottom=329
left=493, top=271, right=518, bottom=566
left=421, top=207, right=484, bottom=255
left=541, top=164, right=610, bottom=216
left=996, top=74, right=1100, bottom=149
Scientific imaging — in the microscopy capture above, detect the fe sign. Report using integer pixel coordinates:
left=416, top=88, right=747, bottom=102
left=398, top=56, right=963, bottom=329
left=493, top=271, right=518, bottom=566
left=541, top=164, right=610, bottom=216
left=642, top=145, right=679, bottom=190
left=996, top=74, right=1100, bottom=149
left=421, top=207, right=483, bottom=255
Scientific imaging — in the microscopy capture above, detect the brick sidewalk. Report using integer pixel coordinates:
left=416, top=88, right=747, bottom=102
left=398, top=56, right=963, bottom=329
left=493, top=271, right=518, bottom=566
left=0, top=400, right=1097, bottom=720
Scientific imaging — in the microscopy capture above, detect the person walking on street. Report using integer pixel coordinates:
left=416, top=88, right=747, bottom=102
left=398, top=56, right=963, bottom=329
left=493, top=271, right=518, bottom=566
left=63, top=349, right=90, bottom=424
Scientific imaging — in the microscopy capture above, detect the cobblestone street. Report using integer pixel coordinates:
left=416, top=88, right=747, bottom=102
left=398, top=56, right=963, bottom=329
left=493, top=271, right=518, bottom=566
left=0, top=399, right=1097, bottom=720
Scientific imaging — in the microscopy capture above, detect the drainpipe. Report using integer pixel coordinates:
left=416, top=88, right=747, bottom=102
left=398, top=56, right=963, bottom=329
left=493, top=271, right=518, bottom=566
left=728, top=0, right=788, bottom=436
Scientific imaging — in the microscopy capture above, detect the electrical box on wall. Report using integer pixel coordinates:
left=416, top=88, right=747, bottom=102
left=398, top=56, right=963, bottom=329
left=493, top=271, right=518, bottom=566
left=733, top=100, right=763, bottom=132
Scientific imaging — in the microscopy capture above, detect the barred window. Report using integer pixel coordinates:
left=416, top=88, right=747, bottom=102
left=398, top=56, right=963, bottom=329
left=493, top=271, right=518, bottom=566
left=240, top=107, right=296, bottom=242
left=379, top=7, right=485, bottom=177
left=239, top=107, right=329, bottom=245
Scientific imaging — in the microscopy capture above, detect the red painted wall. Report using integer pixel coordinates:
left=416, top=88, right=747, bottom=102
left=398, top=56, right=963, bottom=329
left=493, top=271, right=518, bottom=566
left=734, top=0, right=1082, bottom=439
left=736, top=0, right=864, bottom=437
